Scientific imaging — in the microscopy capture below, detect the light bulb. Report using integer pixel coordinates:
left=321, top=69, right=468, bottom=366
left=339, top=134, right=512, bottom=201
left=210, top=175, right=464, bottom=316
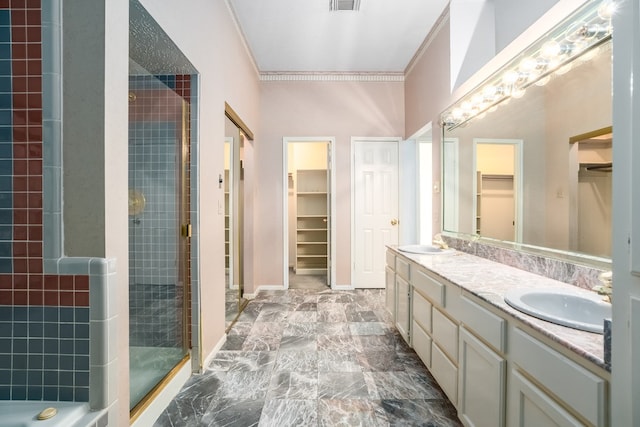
left=443, top=115, right=455, bottom=126
left=452, top=108, right=464, bottom=119
left=519, top=57, right=537, bottom=72
left=482, top=85, right=497, bottom=101
left=471, top=93, right=484, bottom=107
left=512, top=88, right=526, bottom=99
left=598, top=1, right=617, bottom=20
left=461, top=101, right=473, bottom=111
left=502, top=69, right=520, bottom=85
left=541, top=41, right=561, bottom=58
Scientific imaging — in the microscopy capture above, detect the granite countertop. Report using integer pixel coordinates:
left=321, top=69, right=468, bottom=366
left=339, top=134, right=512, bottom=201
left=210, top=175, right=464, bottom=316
left=388, top=246, right=608, bottom=372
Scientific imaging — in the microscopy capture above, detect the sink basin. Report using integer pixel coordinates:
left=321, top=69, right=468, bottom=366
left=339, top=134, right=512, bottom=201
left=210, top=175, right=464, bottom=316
left=504, top=288, right=611, bottom=334
left=397, top=245, right=454, bottom=255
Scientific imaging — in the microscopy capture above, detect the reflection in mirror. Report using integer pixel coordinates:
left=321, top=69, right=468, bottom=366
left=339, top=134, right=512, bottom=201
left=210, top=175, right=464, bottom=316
left=473, top=139, right=522, bottom=242
left=442, top=1, right=612, bottom=262
left=571, top=127, right=612, bottom=257
left=224, top=114, right=247, bottom=330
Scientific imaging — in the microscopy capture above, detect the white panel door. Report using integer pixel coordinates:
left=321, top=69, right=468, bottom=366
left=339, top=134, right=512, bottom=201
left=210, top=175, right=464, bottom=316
left=352, top=140, right=399, bottom=288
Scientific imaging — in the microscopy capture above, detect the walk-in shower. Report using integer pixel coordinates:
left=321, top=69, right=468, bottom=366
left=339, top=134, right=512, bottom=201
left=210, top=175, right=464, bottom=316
left=129, top=0, right=198, bottom=415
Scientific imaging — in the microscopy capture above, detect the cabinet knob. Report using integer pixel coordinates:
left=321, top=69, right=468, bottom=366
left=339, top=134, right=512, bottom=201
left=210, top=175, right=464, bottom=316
left=391, top=219, right=399, bottom=226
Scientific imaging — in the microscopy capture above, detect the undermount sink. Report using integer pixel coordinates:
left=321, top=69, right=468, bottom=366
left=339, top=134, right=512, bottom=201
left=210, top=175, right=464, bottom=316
left=504, top=287, right=612, bottom=334
left=397, top=245, right=454, bottom=255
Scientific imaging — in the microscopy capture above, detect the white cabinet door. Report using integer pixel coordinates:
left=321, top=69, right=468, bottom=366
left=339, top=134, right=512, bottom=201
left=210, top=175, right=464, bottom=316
left=458, top=327, right=506, bottom=427
left=385, top=266, right=395, bottom=320
left=395, top=275, right=410, bottom=344
left=508, top=369, right=584, bottom=427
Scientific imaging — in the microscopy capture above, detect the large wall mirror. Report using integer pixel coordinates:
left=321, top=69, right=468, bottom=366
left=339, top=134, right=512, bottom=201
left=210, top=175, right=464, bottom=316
left=441, top=0, right=613, bottom=264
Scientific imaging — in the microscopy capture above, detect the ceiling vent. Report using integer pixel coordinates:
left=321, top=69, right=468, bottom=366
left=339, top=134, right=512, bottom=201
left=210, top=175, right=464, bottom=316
left=330, top=0, right=361, bottom=11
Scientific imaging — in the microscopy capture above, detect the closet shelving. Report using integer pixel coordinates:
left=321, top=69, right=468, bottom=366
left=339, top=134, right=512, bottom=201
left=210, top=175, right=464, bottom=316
left=295, top=169, right=328, bottom=275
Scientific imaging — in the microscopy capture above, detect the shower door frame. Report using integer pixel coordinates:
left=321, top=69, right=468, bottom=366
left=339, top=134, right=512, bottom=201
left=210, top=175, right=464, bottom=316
left=129, top=92, right=192, bottom=422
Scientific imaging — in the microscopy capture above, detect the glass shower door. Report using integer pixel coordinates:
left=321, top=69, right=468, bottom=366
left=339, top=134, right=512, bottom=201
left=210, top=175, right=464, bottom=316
left=128, top=74, right=191, bottom=411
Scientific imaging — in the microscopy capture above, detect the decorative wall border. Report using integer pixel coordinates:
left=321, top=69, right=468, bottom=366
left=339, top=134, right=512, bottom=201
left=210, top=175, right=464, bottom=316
left=259, top=72, right=405, bottom=82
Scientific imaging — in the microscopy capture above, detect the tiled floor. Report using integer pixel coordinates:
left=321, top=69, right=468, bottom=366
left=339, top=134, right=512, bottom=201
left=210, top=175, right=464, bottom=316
left=154, top=288, right=462, bottom=426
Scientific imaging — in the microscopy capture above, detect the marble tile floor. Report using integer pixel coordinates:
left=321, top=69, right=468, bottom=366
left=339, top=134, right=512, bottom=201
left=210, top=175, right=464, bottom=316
left=154, top=288, right=462, bottom=427
left=289, top=268, right=329, bottom=291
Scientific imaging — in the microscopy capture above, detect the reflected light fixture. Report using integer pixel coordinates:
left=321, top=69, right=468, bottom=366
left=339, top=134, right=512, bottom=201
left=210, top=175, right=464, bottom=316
left=441, top=0, right=613, bottom=130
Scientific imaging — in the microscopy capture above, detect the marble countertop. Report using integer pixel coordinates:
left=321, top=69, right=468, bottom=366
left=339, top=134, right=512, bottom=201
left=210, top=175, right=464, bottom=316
left=388, top=246, right=607, bottom=372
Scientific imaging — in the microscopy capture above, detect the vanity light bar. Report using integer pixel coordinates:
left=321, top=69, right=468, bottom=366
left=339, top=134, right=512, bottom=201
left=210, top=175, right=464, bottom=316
left=441, top=0, right=615, bottom=131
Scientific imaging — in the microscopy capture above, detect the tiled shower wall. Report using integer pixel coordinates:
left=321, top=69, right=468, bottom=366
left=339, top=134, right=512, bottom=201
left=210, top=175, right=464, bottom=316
left=128, top=75, right=192, bottom=349
left=0, top=0, right=93, bottom=402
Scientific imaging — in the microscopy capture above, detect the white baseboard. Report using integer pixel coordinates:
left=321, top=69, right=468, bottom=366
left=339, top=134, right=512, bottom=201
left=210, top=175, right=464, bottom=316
left=332, top=284, right=355, bottom=290
left=202, top=333, right=227, bottom=371
left=245, top=285, right=286, bottom=299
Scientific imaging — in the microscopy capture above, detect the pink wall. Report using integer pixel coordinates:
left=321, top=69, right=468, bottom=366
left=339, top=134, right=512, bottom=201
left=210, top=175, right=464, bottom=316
left=138, top=0, right=261, bottom=379
left=404, top=15, right=452, bottom=234
left=254, top=80, right=404, bottom=288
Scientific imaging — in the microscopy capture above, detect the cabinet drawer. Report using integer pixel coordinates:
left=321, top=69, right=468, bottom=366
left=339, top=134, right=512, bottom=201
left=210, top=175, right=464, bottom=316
left=459, top=295, right=506, bottom=352
left=395, top=256, right=410, bottom=281
left=386, top=250, right=395, bottom=269
left=413, top=268, right=445, bottom=306
left=412, top=289, right=432, bottom=333
left=432, top=308, right=458, bottom=363
left=412, top=320, right=431, bottom=368
left=511, top=327, right=606, bottom=426
left=432, top=341, right=458, bottom=406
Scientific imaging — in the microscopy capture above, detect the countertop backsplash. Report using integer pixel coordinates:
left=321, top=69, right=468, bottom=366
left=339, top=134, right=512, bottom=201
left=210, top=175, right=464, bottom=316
left=442, top=235, right=607, bottom=291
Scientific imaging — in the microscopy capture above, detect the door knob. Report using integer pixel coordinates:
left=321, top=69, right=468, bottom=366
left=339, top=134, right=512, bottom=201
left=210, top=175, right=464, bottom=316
left=391, top=219, right=398, bottom=226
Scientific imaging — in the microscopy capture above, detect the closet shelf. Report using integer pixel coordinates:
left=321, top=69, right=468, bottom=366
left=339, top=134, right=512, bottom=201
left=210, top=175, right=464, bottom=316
left=295, top=169, right=329, bottom=276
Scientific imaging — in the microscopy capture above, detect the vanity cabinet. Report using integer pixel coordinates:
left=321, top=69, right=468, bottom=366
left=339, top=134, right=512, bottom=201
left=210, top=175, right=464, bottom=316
left=396, top=275, right=411, bottom=344
left=458, top=326, right=506, bottom=427
left=508, top=327, right=607, bottom=427
left=509, top=370, right=585, bottom=427
left=385, top=249, right=395, bottom=319
left=457, top=294, right=507, bottom=427
left=385, top=266, right=395, bottom=322
left=393, top=254, right=412, bottom=344
left=412, top=290, right=432, bottom=367
left=386, top=248, right=610, bottom=427
left=411, top=264, right=460, bottom=406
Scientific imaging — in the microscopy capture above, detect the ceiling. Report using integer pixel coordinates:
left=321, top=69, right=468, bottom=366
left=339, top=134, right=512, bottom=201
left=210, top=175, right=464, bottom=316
left=227, top=0, right=449, bottom=74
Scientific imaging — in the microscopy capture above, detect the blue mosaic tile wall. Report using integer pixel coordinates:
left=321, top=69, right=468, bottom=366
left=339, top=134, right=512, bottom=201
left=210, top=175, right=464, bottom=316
left=0, top=305, right=90, bottom=400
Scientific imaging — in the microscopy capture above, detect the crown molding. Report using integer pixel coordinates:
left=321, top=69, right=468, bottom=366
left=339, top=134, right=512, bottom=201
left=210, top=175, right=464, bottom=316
left=224, top=0, right=260, bottom=77
left=405, top=4, right=450, bottom=76
left=259, top=72, right=405, bottom=82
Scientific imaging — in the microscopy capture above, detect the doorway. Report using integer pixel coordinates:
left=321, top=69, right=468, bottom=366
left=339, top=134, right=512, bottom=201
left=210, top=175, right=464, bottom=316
left=351, top=138, right=400, bottom=289
left=283, top=138, right=336, bottom=290
left=473, top=139, right=523, bottom=242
